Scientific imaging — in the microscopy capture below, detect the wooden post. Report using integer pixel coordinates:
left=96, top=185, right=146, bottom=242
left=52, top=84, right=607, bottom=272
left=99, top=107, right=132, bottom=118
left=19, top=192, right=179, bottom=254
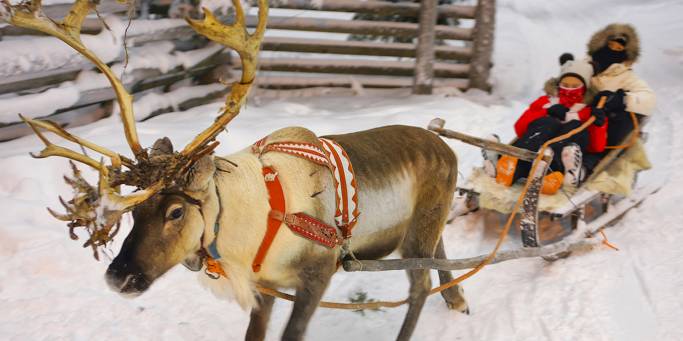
left=412, top=0, right=438, bottom=95
left=469, top=0, right=495, bottom=91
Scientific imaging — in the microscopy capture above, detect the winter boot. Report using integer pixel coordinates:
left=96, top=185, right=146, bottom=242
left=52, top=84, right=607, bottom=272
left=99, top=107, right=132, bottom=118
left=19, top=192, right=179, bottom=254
left=481, top=134, right=501, bottom=177
left=561, top=143, right=585, bottom=189
left=495, top=155, right=518, bottom=186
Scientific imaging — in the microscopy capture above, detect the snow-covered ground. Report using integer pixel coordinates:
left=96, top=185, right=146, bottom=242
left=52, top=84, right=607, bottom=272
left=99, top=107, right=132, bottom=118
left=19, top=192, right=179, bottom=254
left=2, top=0, right=683, bottom=340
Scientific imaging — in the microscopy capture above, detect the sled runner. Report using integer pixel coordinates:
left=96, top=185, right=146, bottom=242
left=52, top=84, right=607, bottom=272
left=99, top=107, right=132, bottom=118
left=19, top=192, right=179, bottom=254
left=427, top=115, right=659, bottom=251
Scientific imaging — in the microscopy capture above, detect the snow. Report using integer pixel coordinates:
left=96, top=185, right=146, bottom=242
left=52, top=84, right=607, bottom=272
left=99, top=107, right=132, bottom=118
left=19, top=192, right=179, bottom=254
left=2, top=0, right=683, bottom=340
left=0, top=82, right=80, bottom=121
left=129, top=83, right=226, bottom=121
left=0, top=40, right=224, bottom=123
left=0, top=16, right=125, bottom=77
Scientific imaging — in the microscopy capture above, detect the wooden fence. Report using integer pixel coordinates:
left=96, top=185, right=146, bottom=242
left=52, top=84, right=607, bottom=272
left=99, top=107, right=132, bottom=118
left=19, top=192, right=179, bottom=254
left=0, top=0, right=495, bottom=141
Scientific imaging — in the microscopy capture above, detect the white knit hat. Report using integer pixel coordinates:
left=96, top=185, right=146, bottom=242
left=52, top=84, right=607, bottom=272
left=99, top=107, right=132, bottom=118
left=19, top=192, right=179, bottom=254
left=558, top=53, right=594, bottom=87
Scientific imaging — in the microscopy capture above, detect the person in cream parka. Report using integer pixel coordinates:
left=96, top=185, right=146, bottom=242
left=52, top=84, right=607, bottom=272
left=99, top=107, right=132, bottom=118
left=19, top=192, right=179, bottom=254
left=584, top=23, right=656, bottom=171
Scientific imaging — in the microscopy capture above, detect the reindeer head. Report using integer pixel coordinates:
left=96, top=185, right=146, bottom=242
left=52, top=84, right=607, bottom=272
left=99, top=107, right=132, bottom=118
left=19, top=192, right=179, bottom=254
left=106, top=138, right=223, bottom=295
left=2, top=0, right=268, bottom=296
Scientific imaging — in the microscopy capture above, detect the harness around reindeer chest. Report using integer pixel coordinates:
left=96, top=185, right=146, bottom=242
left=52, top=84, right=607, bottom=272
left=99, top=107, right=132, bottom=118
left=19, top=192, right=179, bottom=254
left=204, top=136, right=360, bottom=277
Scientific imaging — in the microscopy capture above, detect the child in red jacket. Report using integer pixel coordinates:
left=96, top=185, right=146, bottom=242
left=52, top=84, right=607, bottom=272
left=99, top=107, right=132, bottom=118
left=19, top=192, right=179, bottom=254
left=483, top=54, right=606, bottom=193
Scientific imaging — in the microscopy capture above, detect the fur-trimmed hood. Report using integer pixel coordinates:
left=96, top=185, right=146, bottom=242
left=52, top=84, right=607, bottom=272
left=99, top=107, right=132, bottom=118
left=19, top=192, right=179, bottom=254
left=587, top=23, right=641, bottom=63
left=543, top=76, right=596, bottom=104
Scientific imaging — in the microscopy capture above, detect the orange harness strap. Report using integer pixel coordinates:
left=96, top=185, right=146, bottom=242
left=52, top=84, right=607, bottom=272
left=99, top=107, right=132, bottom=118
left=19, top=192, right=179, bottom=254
left=252, top=166, right=286, bottom=273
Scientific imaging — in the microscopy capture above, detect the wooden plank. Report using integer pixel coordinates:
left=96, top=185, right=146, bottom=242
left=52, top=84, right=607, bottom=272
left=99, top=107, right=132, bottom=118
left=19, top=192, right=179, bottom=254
left=413, top=0, right=438, bottom=94
left=4, top=15, right=473, bottom=41
left=0, top=68, right=222, bottom=141
left=268, top=0, right=476, bottom=19
left=0, top=66, right=84, bottom=94
left=247, top=16, right=473, bottom=41
left=252, top=58, right=470, bottom=78
left=0, top=103, right=110, bottom=142
left=469, top=0, right=496, bottom=90
left=0, top=39, right=212, bottom=95
left=0, top=0, right=136, bottom=36
left=68, top=52, right=228, bottom=108
left=42, top=0, right=133, bottom=18
left=0, top=17, right=103, bottom=36
left=256, top=75, right=468, bottom=89
left=0, top=52, right=227, bottom=132
left=261, top=37, right=472, bottom=60
left=142, top=86, right=230, bottom=121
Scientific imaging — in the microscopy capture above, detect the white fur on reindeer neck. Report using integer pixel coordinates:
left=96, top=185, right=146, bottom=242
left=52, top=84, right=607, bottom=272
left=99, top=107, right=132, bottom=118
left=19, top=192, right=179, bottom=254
left=203, top=135, right=360, bottom=278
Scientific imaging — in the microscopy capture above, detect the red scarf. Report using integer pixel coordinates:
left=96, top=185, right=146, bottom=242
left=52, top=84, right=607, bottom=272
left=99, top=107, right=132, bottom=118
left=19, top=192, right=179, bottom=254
left=558, top=85, right=585, bottom=107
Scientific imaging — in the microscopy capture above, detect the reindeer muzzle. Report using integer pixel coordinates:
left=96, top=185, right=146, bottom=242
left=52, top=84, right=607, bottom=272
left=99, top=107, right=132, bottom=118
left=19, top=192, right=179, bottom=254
left=105, top=261, right=151, bottom=296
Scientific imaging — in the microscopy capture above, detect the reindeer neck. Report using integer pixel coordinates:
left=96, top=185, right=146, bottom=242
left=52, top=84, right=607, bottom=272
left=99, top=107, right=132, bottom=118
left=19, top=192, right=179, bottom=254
left=211, top=149, right=271, bottom=267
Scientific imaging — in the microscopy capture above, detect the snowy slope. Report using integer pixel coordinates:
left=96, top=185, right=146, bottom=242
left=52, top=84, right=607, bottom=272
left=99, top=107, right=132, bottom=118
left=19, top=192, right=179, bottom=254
left=2, top=0, right=683, bottom=340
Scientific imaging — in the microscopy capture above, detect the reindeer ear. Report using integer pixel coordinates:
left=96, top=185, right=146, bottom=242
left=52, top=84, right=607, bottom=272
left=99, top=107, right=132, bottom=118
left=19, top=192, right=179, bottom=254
left=150, top=137, right=174, bottom=156
left=185, top=155, right=216, bottom=192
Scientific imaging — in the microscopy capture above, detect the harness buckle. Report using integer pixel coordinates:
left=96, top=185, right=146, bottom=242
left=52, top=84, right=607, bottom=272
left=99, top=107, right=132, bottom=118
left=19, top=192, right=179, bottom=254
left=264, top=171, right=278, bottom=182
left=204, top=268, right=221, bottom=280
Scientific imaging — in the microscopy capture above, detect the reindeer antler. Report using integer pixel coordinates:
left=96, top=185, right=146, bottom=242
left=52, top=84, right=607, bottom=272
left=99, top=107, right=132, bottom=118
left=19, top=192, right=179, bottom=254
left=3, top=0, right=144, bottom=157
left=3, top=0, right=269, bottom=259
left=181, top=0, right=268, bottom=157
left=20, top=115, right=132, bottom=168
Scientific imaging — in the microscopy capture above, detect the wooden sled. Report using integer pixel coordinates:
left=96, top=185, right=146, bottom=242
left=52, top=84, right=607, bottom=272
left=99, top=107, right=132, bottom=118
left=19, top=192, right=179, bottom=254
left=429, top=117, right=658, bottom=251
left=341, top=116, right=661, bottom=281
left=342, top=115, right=666, bottom=274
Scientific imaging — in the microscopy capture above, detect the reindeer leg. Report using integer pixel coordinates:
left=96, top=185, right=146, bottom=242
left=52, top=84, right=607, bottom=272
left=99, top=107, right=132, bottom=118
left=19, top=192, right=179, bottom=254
left=435, top=237, right=469, bottom=313
left=396, top=266, right=431, bottom=341
left=281, top=256, right=336, bottom=341
left=245, top=294, right=275, bottom=341
left=396, top=205, right=446, bottom=341
left=396, top=166, right=464, bottom=340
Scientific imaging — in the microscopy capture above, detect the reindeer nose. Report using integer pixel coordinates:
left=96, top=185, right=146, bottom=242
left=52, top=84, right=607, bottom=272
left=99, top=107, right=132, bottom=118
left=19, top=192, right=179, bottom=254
left=105, top=260, right=150, bottom=295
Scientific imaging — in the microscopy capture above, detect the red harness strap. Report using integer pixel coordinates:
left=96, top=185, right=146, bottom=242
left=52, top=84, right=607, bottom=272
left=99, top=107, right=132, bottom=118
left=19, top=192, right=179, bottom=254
left=250, top=137, right=358, bottom=273
left=319, top=138, right=359, bottom=238
left=251, top=165, right=343, bottom=272
left=283, top=213, right=341, bottom=248
left=252, top=166, right=286, bottom=273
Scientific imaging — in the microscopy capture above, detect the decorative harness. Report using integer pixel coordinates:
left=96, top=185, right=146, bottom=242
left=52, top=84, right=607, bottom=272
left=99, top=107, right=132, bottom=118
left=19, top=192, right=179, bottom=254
left=204, top=136, right=359, bottom=277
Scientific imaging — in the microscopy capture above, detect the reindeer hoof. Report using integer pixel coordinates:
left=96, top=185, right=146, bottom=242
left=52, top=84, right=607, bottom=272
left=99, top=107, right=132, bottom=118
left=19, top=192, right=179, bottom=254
left=446, top=302, right=470, bottom=314
left=441, top=285, right=469, bottom=313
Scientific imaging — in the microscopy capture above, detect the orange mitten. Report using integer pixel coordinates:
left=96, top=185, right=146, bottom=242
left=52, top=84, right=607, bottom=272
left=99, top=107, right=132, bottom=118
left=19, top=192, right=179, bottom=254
left=495, top=155, right=518, bottom=186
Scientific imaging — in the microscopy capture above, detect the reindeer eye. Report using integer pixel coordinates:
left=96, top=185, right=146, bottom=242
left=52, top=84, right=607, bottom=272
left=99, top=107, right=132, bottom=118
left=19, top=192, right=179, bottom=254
left=168, top=207, right=184, bottom=220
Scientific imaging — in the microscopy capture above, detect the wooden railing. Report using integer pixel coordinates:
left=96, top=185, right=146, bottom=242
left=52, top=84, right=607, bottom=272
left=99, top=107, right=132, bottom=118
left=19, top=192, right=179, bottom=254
left=0, top=0, right=495, bottom=141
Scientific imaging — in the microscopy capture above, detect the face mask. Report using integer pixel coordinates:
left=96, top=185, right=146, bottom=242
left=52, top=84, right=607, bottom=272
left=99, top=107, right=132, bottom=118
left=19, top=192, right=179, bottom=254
left=558, top=85, right=586, bottom=107
left=591, top=45, right=627, bottom=74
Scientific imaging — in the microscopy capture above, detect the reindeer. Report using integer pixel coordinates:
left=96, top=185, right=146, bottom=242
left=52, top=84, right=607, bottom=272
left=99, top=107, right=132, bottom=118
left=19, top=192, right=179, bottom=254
left=3, top=0, right=469, bottom=340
